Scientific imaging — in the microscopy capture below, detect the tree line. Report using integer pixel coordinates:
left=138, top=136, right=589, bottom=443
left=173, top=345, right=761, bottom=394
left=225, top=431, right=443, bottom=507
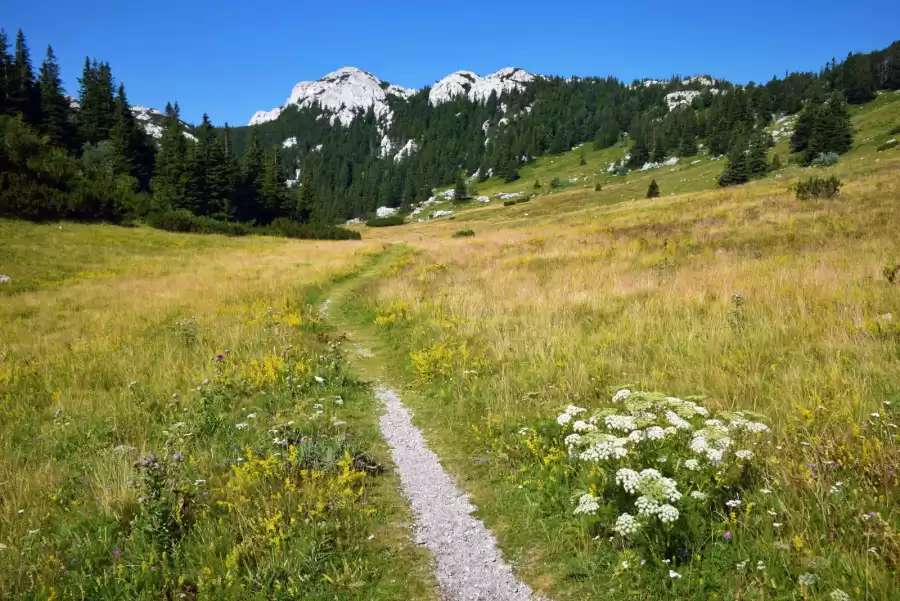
left=2, top=25, right=898, bottom=227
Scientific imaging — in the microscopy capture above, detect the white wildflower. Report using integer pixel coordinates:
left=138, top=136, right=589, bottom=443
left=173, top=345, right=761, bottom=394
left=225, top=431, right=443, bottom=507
left=635, top=495, right=660, bottom=516
left=565, top=405, right=587, bottom=416
left=604, top=414, right=638, bottom=432
left=613, top=513, right=640, bottom=536
left=612, top=389, right=632, bottom=403
left=745, top=422, right=769, bottom=433
left=333, top=397, right=343, bottom=405
left=726, top=499, right=742, bottom=508
left=705, top=419, right=723, bottom=427
left=658, top=504, right=679, bottom=523
left=665, top=410, right=693, bottom=430
left=573, top=420, right=597, bottom=433
left=706, top=448, right=724, bottom=465
left=828, top=590, right=850, bottom=601
left=690, top=490, right=707, bottom=500
left=735, top=449, right=754, bottom=460
left=646, top=426, right=666, bottom=440
left=621, top=561, right=629, bottom=569
left=247, top=413, right=257, bottom=419
left=773, top=522, right=783, bottom=528
left=663, top=426, right=678, bottom=436
left=518, top=427, right=529, bottom=435
left=616, top=468, right=640, bottom=494
left=669, top=570, right=681, bottom=579
left=683, top=459, right=700, bottom=471
left=314, top=376, right=325, bottom=384
left=564, top=433, right=582, bottom=452
left=557, top=412, right=573, bottom=426
left=757, top=561, right=766, bottom=571
left=798, top=573, right=819, bottom=587
left=573, top=493, right=600, bottom=515
left=235, top=422, right=249, bottom=430
left=690, top=436, right=709, bottom=453
left=627, top=429, right=645, bottom=442
left=760, top=488, right=772, bottom=494
left=830, top=482, right=843, bottom=494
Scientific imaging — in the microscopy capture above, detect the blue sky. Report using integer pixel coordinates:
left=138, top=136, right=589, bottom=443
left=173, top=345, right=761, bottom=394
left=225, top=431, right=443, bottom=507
left=4, top=0, right=898, bottom=126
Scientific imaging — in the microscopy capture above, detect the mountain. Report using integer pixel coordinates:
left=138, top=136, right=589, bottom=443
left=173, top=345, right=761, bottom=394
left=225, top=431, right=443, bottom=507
left=248, top=67, right=416, bottom=127
left=428, top=68, right=534, bottom=106
left=247, top=66, right=535, bottom=127
left=132, top=105, right=197, bottom=141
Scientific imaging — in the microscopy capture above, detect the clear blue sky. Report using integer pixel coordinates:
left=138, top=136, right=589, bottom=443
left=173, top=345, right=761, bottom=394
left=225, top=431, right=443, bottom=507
left=4, top=0, right=898, bottom=126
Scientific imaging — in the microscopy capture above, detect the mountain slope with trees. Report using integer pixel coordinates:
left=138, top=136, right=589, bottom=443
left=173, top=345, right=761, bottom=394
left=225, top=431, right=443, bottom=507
left=1, top=26, right=898, bottom=228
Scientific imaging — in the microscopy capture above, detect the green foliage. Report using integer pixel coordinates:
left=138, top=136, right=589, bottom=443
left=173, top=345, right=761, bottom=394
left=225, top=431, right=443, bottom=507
left=794, top=175, right=842, bottom=200
left=883, top=264, right=899, bottom=284
left=810, top=151, right=840, bottom=167
left=146, top=209, right=252, bottom=236
left=533, top=179, right=541, bottom=189
left=550, top=176, right=561, bottom=189
left=503, top=199, right=516, bottom=206
left=366, top=214, right=405, bottom=227
left=594, top=182, right=602, bottom=191
left=453, top=175, right=469, bottom=201
left=267, top=217, right=361, bottom=240
left=876, top=139, right=898, bottom=152
left=646, top=178, right=660, bottom=198
left=516, top=197, right=530, bottom=204
left=452, top=229, right=475, bottom=238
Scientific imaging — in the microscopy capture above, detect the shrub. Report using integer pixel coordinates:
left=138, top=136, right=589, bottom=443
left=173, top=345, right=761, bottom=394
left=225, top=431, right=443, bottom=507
left=503, top=200, right=516, bottom=206
left=366, top=214, right=405, bottom=227
left=594, top=182, right=602, bottom=191
left=147, top=210, right=252, bottom=236
left=889, top=125, right=900, bottom=135
left=810, top=151, right=840, bottom=167
left=452, top=229, right=475, bottom=238
left=543, top=390, right=771, bottom=559
left=884, top=264, right=899, bottom=284
left=550, top=176, right=561, bottom=189
left=533, top=179, right=542, bottom=189
left=794, top=175, right=842, bottom=200
left=646, top=179, right=660, bottom=198
left=268, top=217, right=361, bottom=240
left=876, top=139, right=898, bottom=152
left=516, top=197, right=530, bottom=204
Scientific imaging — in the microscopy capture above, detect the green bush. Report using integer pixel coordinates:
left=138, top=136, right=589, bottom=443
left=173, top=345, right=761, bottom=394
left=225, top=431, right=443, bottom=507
left=889, top=125, right=900, bottom=135
left=550, top=176, right=562, bottom=189
left=876, top=139, right=898, bottom=152
left=366, top=214, right=405, bottom=227
left=594, top=182, right=602, bottom=191
left=268, top=217, right=361, bottom=240
left=452, top=229, right=475, bottom=238
left=503, top=200, right=516, bottom=206
left=794, top=175, right=842, bottom=200
left=147, top=210, right=252, bottom=236
left=516, top=197, right=531, bottom=204
left=810, top=152, right=840, bottom=167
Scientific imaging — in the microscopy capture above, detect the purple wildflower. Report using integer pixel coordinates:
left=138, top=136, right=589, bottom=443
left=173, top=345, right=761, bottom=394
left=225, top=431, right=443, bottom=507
left=113, top=549, right=121, bottom=557
left=724, top=531, right=733, bottom=541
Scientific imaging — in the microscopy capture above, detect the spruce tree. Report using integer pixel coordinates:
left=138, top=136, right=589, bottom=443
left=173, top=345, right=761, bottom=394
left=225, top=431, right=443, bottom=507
left=38, top=45, right=73, bottom=149
left=295, top=171, right=314, bottom=223
left=237, top=126, right=264, bottom=221
left=109, top=84, right=139, bottom=177
left=151, top=102, right=190, bottom=211
left=78, top=58, right=116, bottom=144
left=718, top=128, right=750, bottom=186
left=453, top=174, right=468, bottom=201
left=260, top=145, right=289, bottom=222
left=11, top=30, right=39, bottom=124
left=0, top=30, right=12, bottom=116
left=746, top=131, right=770, bottom=178
left=646, top=178, right=660, bottom=198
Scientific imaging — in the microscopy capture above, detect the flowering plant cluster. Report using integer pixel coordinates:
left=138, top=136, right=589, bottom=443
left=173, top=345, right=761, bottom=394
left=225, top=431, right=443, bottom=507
left=553, top=390, right=771, bottom=547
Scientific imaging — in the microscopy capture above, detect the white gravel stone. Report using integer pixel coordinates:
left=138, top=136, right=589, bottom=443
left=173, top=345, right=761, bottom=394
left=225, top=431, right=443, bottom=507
left=376, top=387, right=544, bottom=601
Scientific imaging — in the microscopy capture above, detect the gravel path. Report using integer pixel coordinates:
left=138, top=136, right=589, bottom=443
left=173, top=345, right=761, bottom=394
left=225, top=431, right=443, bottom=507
left=376, top=387, right=543, bottom=601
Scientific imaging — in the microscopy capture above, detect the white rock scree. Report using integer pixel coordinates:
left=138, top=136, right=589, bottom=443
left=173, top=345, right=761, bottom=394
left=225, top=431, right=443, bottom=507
left=376, top=387, right=544, bottom=601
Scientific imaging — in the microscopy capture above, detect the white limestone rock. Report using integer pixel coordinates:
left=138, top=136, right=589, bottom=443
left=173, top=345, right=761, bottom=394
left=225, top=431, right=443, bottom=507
left=376, top=206, right=397, bottom=218
left=429, top=68, right=534, bottom=106
left=394, top=139, right=418, bottom=162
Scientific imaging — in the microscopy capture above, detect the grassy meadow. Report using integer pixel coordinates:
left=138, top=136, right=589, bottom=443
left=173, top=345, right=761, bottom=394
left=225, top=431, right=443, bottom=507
left=347, top=95, right=900, bottom=599
left=2, top=90, right=899, bottom=601
left=0, top=223, right=435, bottom=600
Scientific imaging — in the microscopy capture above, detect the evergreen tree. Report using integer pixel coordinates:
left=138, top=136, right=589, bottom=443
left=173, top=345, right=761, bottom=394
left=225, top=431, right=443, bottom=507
left=10, top=30, right=39, bottom=124
left=78, top=58, right=115, bottom=143
left=0, top=30, right=10, bottom=115
left=294, top=171, right=314, bottom=223
left=579, top=147, right=586, bottom=165
left=259, top=145, right=289, bottom=223
left=628, top=132, right=651, bottom=168
left=237, top=126, right=264, bottom=221
left=38, top=45, right=73, bottom=149
left=151, top=102, right=190, bottom=211
left=453, top=174, right=468, bottom=201
left=746, top=131, right=770, bottom=177
left=504, top=155, right=520, bottom=183
left=209, top=123, right=237, bottom=219
left=646, top=178, right=660, bottom=198
left=841, top=52, right=876, bottom=104
left=718, top=128, right=750, bottom=186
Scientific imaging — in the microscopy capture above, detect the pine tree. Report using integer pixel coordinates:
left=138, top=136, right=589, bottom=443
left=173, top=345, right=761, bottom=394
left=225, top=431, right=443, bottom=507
left=646, top=178, right=660, bottom=198
left=260, top=145, right=289, bottom=223
left=38, top=45, right=73, bottom=149
left=10, top=30, right=39, bottom=124
left=579, top=147, right=587, bottom=165
left=718, top=128, right=750, bottom=186
left=109, top=84, right=139, bottom=177
left=746, top=131, right=770, bottom=177
left=0, top=31, right=12, bottom=116
left=151, top=102, right=189, bottom=211
left=453, top=174, right=468, bottom=201
left=78, top=58, right=116, bottom=144
left=208, top=123, right=236, bottom=219
left=237, top=126, right=264, bottom=221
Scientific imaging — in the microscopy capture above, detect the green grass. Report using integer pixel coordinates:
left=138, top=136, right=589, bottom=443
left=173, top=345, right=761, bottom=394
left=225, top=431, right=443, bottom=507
left=0, top=226, right=434, bottom=600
